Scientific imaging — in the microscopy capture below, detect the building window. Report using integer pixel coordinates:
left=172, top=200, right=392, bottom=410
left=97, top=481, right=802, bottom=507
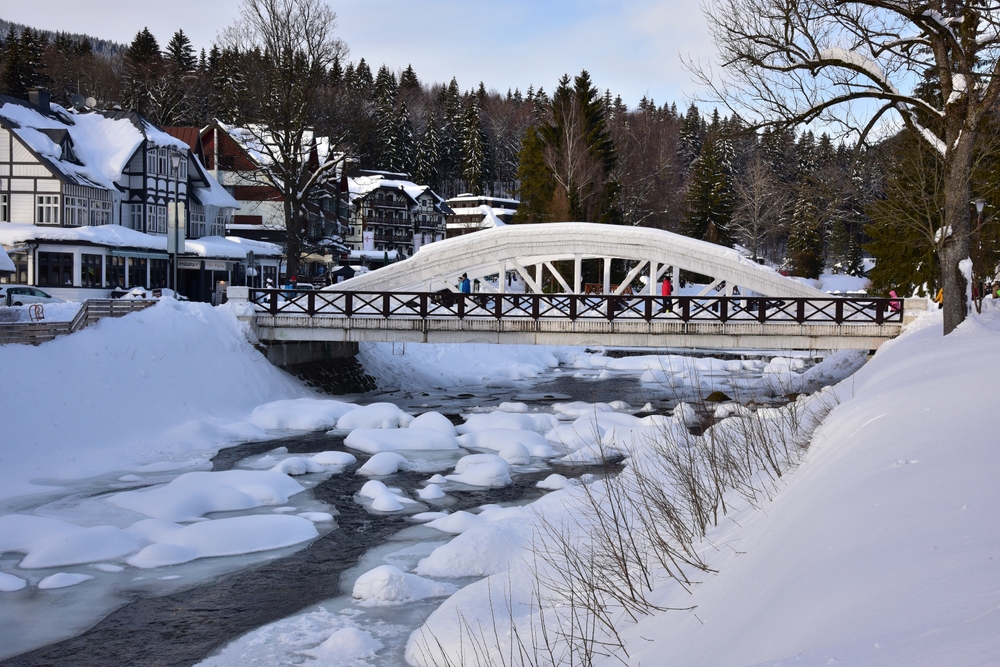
left=190, top=207, right=206, bottom=238
left=156, top=206, right=167, bottom=234
left=108, top=256, right=125, bottom=288
left=64, top=196, right=88, bottom=226
left=1, top=194, right=7, bottom=222
left=37, top=252, right=73, bottom=286
left=0, top=252, right=28, bottom=284
left=128, top=257, right=148, bottom=288
left=81, top=254, right=103, bottom=287
left=150, top=259, right=168, bottom=288
left=147, top=149, right=157, bottom=174
left=37, top=195, right=60, bottom=224
left=129, top=204, right=142, bottom=230
left=89, top=200, right=112, bottom=226
left=158, top=148, right=168, bottom=176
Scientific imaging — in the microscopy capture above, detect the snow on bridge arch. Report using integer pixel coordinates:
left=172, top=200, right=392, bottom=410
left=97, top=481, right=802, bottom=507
left=334, top=223, right=826, bottom=299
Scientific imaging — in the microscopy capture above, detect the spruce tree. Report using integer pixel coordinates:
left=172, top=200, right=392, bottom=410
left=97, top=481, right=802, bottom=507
left=514, top=127, right=556, bottom=223
left=685, top=131, right=736, bottom=246
left=414, top=114, right=441, bottom=187
left=461, top=102, right=486, bottom=194
left=399, top=64, right=420, bottom=90
left=396, top=101, right=415, bottom=174
left=788, top=197, right=825, bottom=278
left=165, top=30, right=196, bottom=72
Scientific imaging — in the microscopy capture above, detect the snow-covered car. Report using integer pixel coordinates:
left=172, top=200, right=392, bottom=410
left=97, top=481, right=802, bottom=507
left=0, top=285, right=64, bottom=307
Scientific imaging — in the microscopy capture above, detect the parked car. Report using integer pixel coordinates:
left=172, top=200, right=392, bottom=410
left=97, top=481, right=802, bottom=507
left=0, top=285, right=64, bottom=307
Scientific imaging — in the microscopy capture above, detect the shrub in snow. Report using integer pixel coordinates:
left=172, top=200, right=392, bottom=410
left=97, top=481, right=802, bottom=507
left=408, top=411, right=458, bottom=435
left=357, top=452, right=410, bottom=476
left=271, top=456, right=326, bottom=475
left=344, top=428, right=459, bottom=454
left=335, top=403, right=413, bottom=430
left=352, top=564, right=457, bottom=604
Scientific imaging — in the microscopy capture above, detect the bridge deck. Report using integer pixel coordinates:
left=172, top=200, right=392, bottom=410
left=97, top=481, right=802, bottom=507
left=231, top=288, right=917, bottom=352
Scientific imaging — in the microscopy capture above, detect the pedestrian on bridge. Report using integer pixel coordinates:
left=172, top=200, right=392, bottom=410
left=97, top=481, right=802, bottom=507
left=661, top=277, right=673, bottom=312
left=459, top=274, right=471, bottom=294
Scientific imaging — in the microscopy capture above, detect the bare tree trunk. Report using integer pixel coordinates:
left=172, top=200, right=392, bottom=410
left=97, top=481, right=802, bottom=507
left=284, top=198, right=300, bottom=278
left=940, top=136, right=975, bottom=334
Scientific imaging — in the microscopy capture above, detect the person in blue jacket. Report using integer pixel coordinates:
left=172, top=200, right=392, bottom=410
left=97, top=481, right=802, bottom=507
left=459, top=274, right=471, bottom=293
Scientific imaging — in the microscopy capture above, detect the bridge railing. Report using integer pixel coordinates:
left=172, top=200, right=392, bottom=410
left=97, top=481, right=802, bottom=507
left=246, top=289, right=903, bottom=325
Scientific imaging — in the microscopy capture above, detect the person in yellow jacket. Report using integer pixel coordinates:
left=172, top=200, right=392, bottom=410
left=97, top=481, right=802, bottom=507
left=934, top=287, right=943, bottom=309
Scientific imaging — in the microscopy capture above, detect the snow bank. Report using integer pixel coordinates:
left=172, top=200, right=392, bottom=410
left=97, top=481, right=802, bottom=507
left=456, top=429, right=561, bottom=458
left=301, top=627, right=383, bottom=664
left=0, top=299, right=312, bottom=501
left=249, top=398, right=356, bottom=431
left=357, top=452, right=410, bottom=476
left=335, top=403, right=413, bottom=430
left=0, top=514, right=139, bottom=569
left=408, top=411, right=458, bottom=435
left=445, top=455, right=512, bottom=488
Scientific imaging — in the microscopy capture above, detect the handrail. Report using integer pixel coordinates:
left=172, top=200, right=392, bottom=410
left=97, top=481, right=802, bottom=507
left=246, top=289, right=904, bottom=325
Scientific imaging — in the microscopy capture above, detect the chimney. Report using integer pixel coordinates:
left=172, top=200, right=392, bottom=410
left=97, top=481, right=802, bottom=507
left=28, top=88, right=50, bottom=114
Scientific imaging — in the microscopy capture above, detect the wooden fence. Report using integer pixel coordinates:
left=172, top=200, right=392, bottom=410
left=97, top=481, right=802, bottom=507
left=0, top=299, right=156, bottom=346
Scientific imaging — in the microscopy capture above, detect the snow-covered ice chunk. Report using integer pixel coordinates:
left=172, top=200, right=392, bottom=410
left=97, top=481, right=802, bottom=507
left=457, top=412, right=559, bottom=434
left=457, top=428, right=560, bottom=458
left=310, top=451, right=357, bottom=466
left=536, top=473, right=580, bottom=490
left=357, top=452, right=410, bottom=476
left=38, top=572, right=94, bottom=589
left=91, top=563, right=125, bottom=573
left=0, top=572, right=27, bottom=591
left=425, top=474, right=448, bottom=485
left=358, top=480, right=391, bottom=499
left=126, top=515, right=319, bottom=568
left=425, top=511, right=486, bottom=535
left=417, top=484, right=446, bottom=500
left=344, top=427, right=458, bottom=454
left=0, top=514, right=141, bottom=569
left=417, top=515, right=534, bottom=578
left=108, top=470, right=306, bottom=522
left=249, top=398, right=356, bottom=431
left=446, top=455, right=512, bottom=488
left=497, top=401, right=529, bottom=412
left=271, top=456, right=325, bottom=475
left=302, top=627, right=383, bottom=663
left=117, top=475, right=143, bottom=482
left=410, top=510, right=449, bottom=522
left=335, top=403, right=413, bottom=430
left=673, top=402, right=698, bottom=425
left=352, top=564, right=457, bottom=604
left=370, top=493, right=405, bottom=512
left=298, top=512, right=335, bottom=523
left=498, top=442, right=531, bottom=465
left=408, top=411, right=457, bottom=436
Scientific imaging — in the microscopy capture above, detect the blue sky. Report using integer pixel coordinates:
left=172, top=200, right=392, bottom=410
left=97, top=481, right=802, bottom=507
left=4, top=0, right=714, bottom=107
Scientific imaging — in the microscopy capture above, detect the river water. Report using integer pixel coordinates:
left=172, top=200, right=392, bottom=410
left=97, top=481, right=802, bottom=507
left=1, top=352, right=815, bottom=667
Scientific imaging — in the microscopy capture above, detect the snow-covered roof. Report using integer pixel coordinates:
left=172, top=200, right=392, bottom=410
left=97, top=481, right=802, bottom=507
left=0, top=243, right=14, bottom=273
left=216, top=119, right=341, bottom=173
left=447, top=193, right=520, bottom=206
left=350, top=249, right=399, bottom=261
left=445, top=204, right=507, bottom=229
left=0, top=222, right=281, bottom=258
left=0, top=98, right=191, bottom=193
left=348, top=175, right=447, bottom=210
left=189, top=155, right=239, bottom=209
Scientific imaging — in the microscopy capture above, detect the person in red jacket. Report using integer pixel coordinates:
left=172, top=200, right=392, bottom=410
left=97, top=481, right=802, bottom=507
left=661, top=276, right=673, bottom=313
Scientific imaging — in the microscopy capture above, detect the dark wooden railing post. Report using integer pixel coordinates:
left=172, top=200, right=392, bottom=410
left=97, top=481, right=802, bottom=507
left=420, top=293, right=428, bottom=319
left=494, top=293, right=503, bottom=320
left=644, top=296, right=653, bottom=321
left=835, top=299, right=844, bottom=324
left=269, top=289, right=278, bottom=315
left=875, top=299, right=884, bottom=325
left=719, top=298, right=728, bottom=323
left=307, top=290, right=315, bottom=316
left=796, top=299, right=805, bottom=324
left=532, top=294, right=541, bottom=320
left=757, top=298, right=767, bottom=323
left=345, top=292, right=353, bottom=318
left=681, top=296, right=690, bottom=322
left=457, top=294, right=465, bottom=319
left=569, top=295, right=577, bottom=320
left=382, top=293, right=390, bottom=318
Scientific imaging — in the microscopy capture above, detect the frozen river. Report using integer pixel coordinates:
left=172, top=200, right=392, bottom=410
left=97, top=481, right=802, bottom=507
left=0, top=349, right=851, bottom=666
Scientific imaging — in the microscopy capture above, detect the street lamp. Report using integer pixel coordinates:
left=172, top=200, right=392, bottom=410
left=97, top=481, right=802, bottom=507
left=972, top=198, right=988, bottom=313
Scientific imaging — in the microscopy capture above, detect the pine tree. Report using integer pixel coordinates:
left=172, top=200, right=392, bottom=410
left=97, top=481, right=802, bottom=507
left=399, top=64, right=419, bottom=90
left=396, top=101, right=415, bottom=174
left=685, top=130, right=736, bottom=245
left=461, top=102, right=486, bottom=194
left=679, top=103, right=703, bottom=166
left=329, top=55, right=342, bottom=85
left=374, top=64, right=397, bottom=101
left=122, top=27, right=162, bottom=115
left=514, top=127, right=556, bottom=223
left=165, top=29, right=196, bottom=72
left=353, top=58, right=373, bottom=91
left=0, top=27, right=47, bottom=99
left=414, top=114, right=441, bottom=187
left=787, top=197, right=825, bottom=278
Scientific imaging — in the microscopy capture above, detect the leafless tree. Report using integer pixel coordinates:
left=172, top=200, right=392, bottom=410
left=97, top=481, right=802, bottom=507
left=220, top=0, right=349, bottom=276
left=694, top=0, right=1000, bottom=333
left=732, top=153, right=790, bottom=261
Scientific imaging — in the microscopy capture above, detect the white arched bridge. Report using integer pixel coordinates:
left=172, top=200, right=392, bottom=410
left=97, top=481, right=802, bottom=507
left=230, top=223, right=921, bottom=352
